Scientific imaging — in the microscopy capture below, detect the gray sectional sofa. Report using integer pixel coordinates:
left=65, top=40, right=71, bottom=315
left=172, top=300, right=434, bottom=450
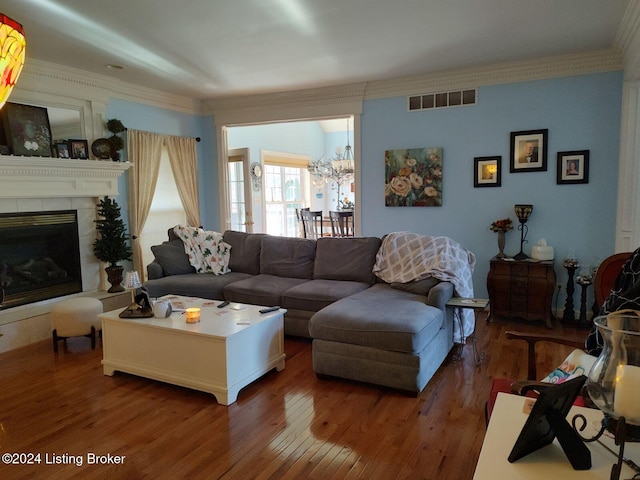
left=143, top=229, right=456, bottom=393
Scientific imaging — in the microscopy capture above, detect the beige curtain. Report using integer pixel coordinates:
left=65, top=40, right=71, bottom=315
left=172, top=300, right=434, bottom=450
left=128, top=129, right=163, bottom=275
left=165, top=136, right=201, bottom=227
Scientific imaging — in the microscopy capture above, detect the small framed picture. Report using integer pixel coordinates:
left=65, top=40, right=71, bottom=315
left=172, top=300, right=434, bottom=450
left=474, top=156, right=501, bottom=187
left=68, top=139, right=89, bottom=159
left=54, top=142, right=70, bottom=158
left=557, top=150, right=589, bottom=184
left=510, top=129, right=548, bottom=173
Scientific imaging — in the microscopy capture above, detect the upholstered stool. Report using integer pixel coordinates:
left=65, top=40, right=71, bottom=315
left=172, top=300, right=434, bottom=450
left=51, top=297, right=103, bottom=352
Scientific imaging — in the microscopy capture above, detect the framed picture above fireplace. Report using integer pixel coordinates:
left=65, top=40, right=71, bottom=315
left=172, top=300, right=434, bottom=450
left=0, top=102, right=53, bottom=157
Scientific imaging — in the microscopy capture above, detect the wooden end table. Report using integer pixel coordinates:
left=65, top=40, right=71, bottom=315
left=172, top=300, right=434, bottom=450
left=446, top=297, right=489, bottom=366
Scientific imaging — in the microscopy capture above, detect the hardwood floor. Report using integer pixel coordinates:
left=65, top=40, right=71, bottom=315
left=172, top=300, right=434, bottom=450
left=0, top=313, right=588, bottom=480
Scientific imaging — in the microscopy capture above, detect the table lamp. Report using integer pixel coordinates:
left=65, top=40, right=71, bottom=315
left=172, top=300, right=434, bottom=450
left=513, top=204, right=533, bottom=260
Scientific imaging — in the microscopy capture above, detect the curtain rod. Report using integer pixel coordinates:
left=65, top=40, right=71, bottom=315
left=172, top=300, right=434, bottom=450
left=124, top=127, right=201, bottom=142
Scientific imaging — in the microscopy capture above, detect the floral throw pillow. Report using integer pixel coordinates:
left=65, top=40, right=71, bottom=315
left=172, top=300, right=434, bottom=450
left=541, top=349, right=597, bottom=384
left=173, top=225, right=231, bottom=275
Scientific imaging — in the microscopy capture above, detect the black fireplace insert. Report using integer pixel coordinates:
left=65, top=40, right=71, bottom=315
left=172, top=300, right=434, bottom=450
left=0, top=210, right=82, bottom=309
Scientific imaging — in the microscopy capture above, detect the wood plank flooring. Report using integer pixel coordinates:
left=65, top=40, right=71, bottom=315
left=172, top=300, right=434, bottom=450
left=0, top=313, right=588, bottom=480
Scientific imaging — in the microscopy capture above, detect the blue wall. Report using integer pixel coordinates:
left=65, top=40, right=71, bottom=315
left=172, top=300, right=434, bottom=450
left=361, top=71, right=623, bottom=303
left=108, top=71, right=623, bottom=309
left=104, top=98, right=217, bottom=231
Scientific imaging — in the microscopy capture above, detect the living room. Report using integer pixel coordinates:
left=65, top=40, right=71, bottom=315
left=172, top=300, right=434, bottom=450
left=0, top=1, right=639, bottom=478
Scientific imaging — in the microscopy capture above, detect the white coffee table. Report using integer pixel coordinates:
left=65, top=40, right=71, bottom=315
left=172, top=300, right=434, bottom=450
left=100, top=296, right=286, bottom=405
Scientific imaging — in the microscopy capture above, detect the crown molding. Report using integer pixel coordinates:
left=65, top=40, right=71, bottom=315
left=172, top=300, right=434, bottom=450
left=204, top=83, right=367, bottom=126
left=363, top=49, right=623, bottom=99
left=615, top=0, right=640, bottom=80
left=20, top=59, right=203, bottom=115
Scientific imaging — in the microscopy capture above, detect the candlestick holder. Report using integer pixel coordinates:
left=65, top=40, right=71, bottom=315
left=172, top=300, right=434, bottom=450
left=562, top=258, right=579, bottom=324
left=576, top=266, right=593, bottom=329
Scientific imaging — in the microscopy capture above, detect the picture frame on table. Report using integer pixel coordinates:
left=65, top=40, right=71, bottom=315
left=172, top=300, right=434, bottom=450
left=0, top=102, right=53, bottom=157
left=510, top=129, right=548, bottom=173
left=474, top=156, right=501, bottom=187
left=557, top=150, right=589, bottom=185
left=54, top=142, right=70, bottom=158
left=68, top=139, right=89, bottom=159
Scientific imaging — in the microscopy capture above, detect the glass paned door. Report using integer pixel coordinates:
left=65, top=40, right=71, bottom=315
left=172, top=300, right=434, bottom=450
left=228, top=148, right=253, bottom=232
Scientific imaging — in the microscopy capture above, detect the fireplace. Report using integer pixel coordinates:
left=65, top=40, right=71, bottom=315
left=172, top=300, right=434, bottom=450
left=0, top=210, right=82, bottom=309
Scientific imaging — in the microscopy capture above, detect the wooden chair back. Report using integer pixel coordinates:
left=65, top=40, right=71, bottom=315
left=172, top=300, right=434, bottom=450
left=300, top=210, right=323, bottom=239
left=329, top=211, right=354, bottom=237
left=594, top=252, right=632, bottom=309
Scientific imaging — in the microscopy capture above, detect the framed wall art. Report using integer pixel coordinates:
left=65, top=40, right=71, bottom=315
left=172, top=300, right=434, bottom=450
left=0, top=102, right=53, bottom=157
left=474, top=156, right=501, bottom=187
left=557, top=150, right=589, bottom=185
left=68, top=139, right=89, bottom=159
left=510, top=129, right=548, bottom=173
left=385, top=147, right=443, bottom=206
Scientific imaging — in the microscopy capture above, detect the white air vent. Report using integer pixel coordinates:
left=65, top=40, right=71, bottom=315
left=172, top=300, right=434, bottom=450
left=408, top=89, right=477, bottom=111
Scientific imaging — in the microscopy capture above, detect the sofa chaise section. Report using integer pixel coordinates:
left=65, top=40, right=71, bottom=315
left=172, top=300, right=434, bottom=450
left=309, top=282, right=454, bottom=393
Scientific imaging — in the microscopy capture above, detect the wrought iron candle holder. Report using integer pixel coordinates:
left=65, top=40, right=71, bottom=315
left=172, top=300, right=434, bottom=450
left=513, top=204, right=533, bottom=260
left=574, top=313, right=640, bottom=479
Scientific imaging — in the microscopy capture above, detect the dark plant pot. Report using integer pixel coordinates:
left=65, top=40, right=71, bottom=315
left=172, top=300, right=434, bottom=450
left=105, top=265, right=125, bottom=293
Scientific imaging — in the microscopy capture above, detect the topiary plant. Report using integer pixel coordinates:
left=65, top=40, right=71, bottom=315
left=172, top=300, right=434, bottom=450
left=93, top=196, right=132, bottom=292
left=106, top=118, right=125, bottom=161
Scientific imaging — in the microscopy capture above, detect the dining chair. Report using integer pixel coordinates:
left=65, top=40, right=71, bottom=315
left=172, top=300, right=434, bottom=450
left=329, top=211, right=354, bottom=237
left=295, top=207, right=309, bottom=237
left=300, top=210, right=324, bottom=239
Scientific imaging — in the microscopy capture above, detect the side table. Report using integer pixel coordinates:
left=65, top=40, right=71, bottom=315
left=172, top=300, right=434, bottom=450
left=446, top=297, right=489, bottom=366
left=487, top=258, right=556, bottom=328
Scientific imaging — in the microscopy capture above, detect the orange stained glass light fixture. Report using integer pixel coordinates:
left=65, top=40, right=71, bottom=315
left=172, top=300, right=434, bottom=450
left=0, top=14, right=25, bottom=110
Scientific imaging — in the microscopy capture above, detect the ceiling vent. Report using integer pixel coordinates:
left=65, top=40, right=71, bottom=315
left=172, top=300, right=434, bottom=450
left=408, top=89, right=477, bottom=111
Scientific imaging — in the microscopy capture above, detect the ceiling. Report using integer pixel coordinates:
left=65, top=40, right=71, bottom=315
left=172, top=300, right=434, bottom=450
left=3, top=0, right=632, bottom=101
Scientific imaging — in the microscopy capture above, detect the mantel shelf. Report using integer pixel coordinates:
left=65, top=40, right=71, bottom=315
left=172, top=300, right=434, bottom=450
left=0, top=155, right=131, bottom=198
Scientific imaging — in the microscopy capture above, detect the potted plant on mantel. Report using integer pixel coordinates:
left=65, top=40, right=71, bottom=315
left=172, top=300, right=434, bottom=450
left=93, top=196, right=132, bottom=293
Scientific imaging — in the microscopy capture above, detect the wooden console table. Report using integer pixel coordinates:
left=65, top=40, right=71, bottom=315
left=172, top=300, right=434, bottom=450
left=487, top=258, right=556, bottom=328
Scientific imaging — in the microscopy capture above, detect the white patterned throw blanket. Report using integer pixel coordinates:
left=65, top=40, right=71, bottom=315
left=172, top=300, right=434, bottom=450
left=373, top=232, right=476, bottom=343
left=173, top=225, right=231, bottom=275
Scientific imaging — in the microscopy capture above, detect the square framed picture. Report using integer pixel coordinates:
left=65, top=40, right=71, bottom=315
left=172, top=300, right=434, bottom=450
left=510, top=129, right=548, bottom=173
left=557, top=150, right=589, bottom=184
left=474, top=156, right=501, bottom=187
left=68, top=139, right=89, bottom=159
left=54, top=142, right=70, bottom=158
left=0, top=102, right=53, bottom=157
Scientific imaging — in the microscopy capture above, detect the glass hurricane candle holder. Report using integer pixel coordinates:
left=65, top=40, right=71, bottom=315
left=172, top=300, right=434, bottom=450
left=586, top=313, right=640, bottom=437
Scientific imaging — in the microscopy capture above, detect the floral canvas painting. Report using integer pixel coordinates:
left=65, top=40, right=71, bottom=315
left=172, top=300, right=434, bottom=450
left=385, top=147, right=443, bottom=206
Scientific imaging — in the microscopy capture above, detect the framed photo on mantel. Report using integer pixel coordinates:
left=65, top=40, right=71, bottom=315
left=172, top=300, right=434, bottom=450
left=0, top=102, right=53, bottom=157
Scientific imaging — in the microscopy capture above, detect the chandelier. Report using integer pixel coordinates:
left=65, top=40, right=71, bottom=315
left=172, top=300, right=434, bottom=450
left=0, top=14, right=26, bottom=109
left=308, top=118, right=355, bottom=208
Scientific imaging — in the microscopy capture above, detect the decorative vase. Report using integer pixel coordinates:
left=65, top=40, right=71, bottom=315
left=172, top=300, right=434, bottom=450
left=105, top=265, right=125, bottom=293
left=496, top=230, right=506, bottom=258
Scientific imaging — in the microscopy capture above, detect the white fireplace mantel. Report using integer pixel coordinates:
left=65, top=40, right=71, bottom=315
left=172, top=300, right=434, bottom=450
left=0, top=155, right=131, bottom=198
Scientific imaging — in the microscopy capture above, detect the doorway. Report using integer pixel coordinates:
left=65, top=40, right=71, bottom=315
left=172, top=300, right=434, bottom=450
left=224, top=117, right=356, bottom=236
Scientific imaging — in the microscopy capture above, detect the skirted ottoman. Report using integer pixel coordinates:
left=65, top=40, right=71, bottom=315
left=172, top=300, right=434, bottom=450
left=308, top=283, right=454, bottom=393
left=50, top=297, right=103, bottom=352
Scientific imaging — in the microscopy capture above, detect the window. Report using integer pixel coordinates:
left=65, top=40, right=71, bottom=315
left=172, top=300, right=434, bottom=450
left=264, top=165, right=305, bottom=237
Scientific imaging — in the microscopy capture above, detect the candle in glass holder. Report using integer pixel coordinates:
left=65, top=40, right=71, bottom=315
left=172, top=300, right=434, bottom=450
left=614, top=364, right=640, bottom=424
left=185, top=307, right=201, bottom=323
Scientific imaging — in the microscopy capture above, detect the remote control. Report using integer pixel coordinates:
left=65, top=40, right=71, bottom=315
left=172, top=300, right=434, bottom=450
left=217, top=301, right=230, bottom=308
left=259, top=306, right=280, bottom=314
